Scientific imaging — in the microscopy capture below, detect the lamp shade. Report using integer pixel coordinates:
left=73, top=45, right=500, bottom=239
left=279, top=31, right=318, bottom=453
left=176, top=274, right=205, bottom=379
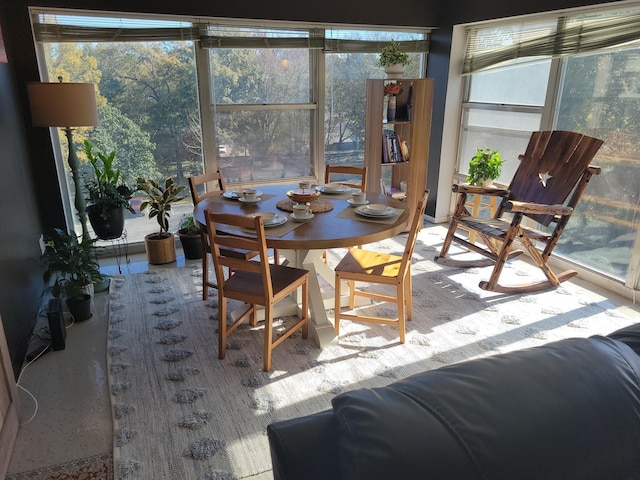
left=27, top=82, right=99, bottom=128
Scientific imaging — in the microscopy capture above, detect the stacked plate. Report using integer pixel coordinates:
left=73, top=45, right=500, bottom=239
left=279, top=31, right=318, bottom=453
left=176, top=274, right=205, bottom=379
left=354, top=204, right=398, bottom=218
left=223, top=190, right=263, bottom=200
left=316, top=183, right=351, bottom=194
left=247, top=212, right=288, bottom=227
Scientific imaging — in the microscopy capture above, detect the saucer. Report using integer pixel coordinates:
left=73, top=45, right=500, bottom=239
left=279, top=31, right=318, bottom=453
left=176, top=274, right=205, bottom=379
left=347, top=198, right=369, bottom=207
left=238, top=197, right=261, bottom=205
left=290, top=213, right=314, bottom=223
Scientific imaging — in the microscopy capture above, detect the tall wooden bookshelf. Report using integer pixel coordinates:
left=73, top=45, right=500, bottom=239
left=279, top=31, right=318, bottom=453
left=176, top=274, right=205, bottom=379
left=364, top=78, right=434, bottom=229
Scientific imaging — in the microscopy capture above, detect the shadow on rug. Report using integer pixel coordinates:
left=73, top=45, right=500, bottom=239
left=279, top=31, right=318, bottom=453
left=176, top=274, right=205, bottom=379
left=106, top=226, right=639, bottom=479
left=6, top=454, right=113, bottom=480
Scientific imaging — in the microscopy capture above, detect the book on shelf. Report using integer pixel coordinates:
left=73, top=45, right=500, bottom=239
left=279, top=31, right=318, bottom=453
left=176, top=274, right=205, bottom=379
left=382, top=129, right=407, bottom=164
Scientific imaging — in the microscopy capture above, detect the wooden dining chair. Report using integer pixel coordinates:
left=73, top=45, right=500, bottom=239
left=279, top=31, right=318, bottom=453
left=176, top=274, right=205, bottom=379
left=325, top=164, right=367, bottom=190
left=204, top=211, right=309, bottom=371
left=188, top=171, right=260, bottom=300
left=334, top=190, right=429, bottom=344
left=434, top=130, right=603, bottom=294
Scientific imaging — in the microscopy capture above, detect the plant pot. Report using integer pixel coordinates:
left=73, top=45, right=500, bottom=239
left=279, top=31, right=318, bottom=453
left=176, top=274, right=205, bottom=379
left=66, top=294, right=92, bottom=322
left=384, top=64, right=406, bottom=77
left=144, top=232, right=176, bottom=265
left=482, top=178, right=495, bottom=187
left=178, top=229, right=204, bottom=260
left=88, top=206, right=125, bottom=240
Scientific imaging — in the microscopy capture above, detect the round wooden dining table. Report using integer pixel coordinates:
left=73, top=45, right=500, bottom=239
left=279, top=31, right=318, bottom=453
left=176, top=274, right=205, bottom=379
left=193, top=183, right=409, bottom=347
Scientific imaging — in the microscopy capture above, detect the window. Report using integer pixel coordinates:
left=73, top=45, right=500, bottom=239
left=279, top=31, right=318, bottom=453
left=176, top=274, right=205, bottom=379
left=31, top=9, right=429, bottom=244
left=456, top=5, right=640, bottom=285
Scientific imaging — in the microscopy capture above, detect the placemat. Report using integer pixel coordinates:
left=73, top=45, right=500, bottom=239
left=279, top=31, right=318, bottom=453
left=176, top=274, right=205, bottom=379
left=337, top=204, right=405, bottom=225
left=205, top=193, right=276, bottom=205
left=276, top=198, right=334, bottom=213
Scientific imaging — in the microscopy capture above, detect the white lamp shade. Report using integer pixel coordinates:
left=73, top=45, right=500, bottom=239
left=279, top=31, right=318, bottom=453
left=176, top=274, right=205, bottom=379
left=27, top=82, right=99, bottom=128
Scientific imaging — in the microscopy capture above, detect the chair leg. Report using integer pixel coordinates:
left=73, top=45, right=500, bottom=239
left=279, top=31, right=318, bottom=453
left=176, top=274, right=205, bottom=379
left=348, top=280, right=356, bottom=309
left=263, top=304, right=274, bottom=371
left=201, top=234, right=210, bottom=300
left=218, top=297, right=227, bottom=359
left=397, top=282, right=406, bottom=344
left=301, top=281, right=309, bottom=339
left=405, top=273, right=413, bottom=322
left=334, top=273, right=341, bottom=336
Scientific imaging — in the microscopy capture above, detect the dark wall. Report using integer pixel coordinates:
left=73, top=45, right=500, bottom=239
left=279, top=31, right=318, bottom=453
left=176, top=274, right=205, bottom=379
left=0, top=0, right=625, bottom=376
left=0, top=46, right=47, bottom=377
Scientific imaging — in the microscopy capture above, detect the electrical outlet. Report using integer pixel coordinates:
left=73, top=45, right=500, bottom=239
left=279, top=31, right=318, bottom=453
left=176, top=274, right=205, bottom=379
left=39, top=234, right=46, bottom=255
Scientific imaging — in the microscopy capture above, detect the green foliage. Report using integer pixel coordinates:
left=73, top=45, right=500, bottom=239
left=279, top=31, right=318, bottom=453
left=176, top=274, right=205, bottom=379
left=84, top=140, right=134, bottom=219
left=178, top=214, right=201, bottom=235
left=42, top=228, right=104, bottom=300
left=135, top=177, right=187, bottom=234
left=377, top=40, right=412, bottom=67
left=466, top=147, right=504, bottom=186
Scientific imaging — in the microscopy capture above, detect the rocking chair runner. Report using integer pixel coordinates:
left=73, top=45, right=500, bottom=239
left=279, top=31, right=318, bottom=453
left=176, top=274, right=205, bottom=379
left=435, top=130, right=603, bottom=294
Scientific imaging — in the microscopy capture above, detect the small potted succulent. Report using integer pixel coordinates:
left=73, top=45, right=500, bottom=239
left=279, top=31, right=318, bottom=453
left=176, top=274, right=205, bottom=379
left=177, top=214, right=204, bottom=260
left=378, top=40, right=412, bottom=77
left=135, top=176, right=187, bottom=265
left=466, top=147, right=504, bottom=187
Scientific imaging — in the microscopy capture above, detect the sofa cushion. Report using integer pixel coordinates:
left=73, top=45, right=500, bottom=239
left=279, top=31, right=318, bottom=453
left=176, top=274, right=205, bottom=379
left=331, top=335, right=640, bottom=480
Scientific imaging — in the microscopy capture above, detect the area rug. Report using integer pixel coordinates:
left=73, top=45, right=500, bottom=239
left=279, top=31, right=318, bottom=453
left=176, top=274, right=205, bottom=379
left=107, top=225, right=639, bottom=479
left=6, top=454, right=113, bottom=480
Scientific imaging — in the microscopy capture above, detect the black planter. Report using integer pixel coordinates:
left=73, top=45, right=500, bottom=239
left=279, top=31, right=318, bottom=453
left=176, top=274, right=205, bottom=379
left=88, top=206, right=125, bottom=240
left=178, top=230, right=204, bottom=260
left=66, top=294, right=92, bottom=322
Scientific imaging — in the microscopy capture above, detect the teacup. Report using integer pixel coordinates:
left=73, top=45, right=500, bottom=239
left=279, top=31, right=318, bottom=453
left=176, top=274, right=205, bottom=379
left=298, top=181, right=311, bottom=191
left=293, top=204, right=312, bottom=219
left=242, top=189, right=258, bottom=202
left=351, top=191, right=367, bottom=204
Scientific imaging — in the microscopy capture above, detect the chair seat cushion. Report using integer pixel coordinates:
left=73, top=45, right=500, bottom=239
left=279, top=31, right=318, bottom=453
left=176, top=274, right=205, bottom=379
left=225, top=264, right=308, bottom=301
left=335, top=248, right=402, bottom=278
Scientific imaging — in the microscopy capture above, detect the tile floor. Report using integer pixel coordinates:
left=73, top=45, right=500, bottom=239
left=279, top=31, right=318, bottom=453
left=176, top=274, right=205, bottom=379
left=6, top=232, right=640, bottom=476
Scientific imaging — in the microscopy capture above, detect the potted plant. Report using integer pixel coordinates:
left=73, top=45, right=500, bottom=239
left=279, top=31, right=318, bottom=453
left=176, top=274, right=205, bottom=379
left=378, top=40, right=412, bottom=76
left=135, top=176, right=187, bottom=265
left=84, top=140, right=135, bottom=240
left=177, top=214, right=204, bottom=260
left=42, top=228, right=104, bottom=322
left=466, top=147, right=504, bottom=187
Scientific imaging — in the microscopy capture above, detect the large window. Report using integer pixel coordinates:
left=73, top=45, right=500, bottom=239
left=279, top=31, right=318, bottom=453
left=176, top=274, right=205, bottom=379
left=456, top=6, right=640, bottom=285
left=31, top=10, right=428, bottom=244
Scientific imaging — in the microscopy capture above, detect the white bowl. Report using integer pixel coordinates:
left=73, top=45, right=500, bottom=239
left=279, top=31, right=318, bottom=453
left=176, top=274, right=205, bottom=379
left=366, top=203, right=388, bottom=213
left=252, top=212, right=276, bottom=222
left=323, top=183, right=343, bottom=193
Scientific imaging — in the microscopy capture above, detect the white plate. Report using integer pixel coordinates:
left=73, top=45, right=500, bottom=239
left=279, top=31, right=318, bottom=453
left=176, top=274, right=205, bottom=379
left=223, top=190, right=263, bottom=200
left=354, top=205, right=398, bottom=218
left=289, top=213, right=314, bottom=223
left=347, top=198, right=369, bottom=207
left=238, top=197, right=262, bottom=205
left=316, top=185, right=351, bottom=194
left=248, top=212, right=288, bottom=227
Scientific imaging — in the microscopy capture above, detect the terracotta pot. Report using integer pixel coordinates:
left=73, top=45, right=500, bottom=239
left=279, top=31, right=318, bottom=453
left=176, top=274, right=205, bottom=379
left=144, top=232, right=176, bottom=265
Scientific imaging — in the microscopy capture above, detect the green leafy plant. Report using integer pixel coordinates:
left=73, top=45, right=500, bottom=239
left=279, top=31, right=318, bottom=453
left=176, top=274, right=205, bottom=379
left=466, top=147, right=504, bottom=186
left=178, top=214, right=201, bottom=235
left=84, top=140, right=134, bottom=219
left=135, top=177, right=187, bottom=235
left=378, top=40, right=412, bottom=67
left=42, top=228, right=104, bottom=300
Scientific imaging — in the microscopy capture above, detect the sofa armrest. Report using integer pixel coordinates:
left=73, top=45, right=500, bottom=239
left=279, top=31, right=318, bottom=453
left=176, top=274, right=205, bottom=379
left=268, top=409, right=340, bottom=480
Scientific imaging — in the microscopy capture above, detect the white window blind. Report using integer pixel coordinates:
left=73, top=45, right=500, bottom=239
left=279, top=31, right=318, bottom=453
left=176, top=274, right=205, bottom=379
left=463, top=8, right=640, bottom=75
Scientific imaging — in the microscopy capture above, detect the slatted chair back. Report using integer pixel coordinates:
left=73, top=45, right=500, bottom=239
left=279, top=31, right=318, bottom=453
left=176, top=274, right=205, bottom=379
left=325, top=165, right=367, bottom=190
left=188, top=171, right=226, bottom=205
left=498, top=131, right=604, bottom=226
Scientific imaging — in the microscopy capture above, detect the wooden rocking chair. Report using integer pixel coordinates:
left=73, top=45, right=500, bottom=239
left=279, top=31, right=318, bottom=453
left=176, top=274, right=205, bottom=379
left=435, top=131, right=603, bottom=294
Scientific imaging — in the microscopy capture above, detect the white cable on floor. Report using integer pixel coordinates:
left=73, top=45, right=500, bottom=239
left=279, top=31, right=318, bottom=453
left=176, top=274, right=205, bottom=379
left=16, top=343, right=50, bottom=426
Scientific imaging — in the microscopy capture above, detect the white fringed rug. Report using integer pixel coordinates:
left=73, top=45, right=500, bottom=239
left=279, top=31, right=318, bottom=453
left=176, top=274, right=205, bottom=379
left=107, top=226, right=640, bottom=479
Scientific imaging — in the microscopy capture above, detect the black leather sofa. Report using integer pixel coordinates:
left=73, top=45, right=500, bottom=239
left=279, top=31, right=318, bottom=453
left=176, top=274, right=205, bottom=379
left=267, top=324, right=640, bottom=480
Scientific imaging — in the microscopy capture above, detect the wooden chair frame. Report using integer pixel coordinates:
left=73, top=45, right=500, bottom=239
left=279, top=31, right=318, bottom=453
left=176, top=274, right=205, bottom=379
left=205, top=211, right=309, bottom=371
left=188, top=171, right=261, bottom=300
left=435, top=131, right=603, bottom=294
left=325, top=164, right=367, bottom=190
left=334, top=190, right=429, bottom=343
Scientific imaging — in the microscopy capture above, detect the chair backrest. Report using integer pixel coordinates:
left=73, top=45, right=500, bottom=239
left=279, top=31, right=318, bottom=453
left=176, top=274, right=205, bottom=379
left=189, top=171, right=226, bottom=205
left=204, top=210, right=272, bottom=300
left=503, top=131, right=603, bottom=226
left=325, top=165, right=367, bottom=190
left=399, top=190, right=429, bottom=276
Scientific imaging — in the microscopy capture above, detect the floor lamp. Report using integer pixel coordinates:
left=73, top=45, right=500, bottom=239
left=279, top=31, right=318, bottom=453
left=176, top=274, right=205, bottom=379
left=27, top=79, right=99, bottom=241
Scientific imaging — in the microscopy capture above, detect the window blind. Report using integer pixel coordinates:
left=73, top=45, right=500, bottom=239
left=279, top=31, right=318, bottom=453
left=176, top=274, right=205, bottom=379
left=463, top=9, right=640, bottom=75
